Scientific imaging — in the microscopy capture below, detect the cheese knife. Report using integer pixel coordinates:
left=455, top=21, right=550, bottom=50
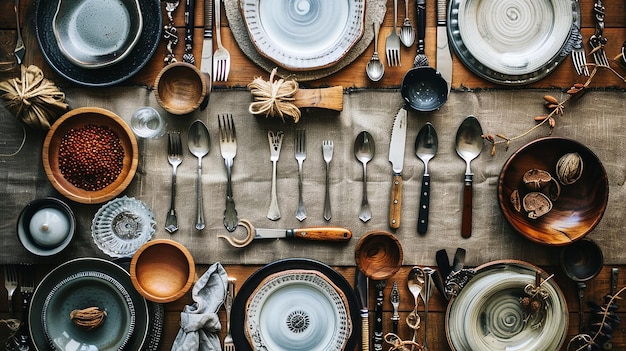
left=388, top=107, right=407, bottom=229
left=199, top=0, right=213, bottom=110
left=436, top=0, right=452, bottom=92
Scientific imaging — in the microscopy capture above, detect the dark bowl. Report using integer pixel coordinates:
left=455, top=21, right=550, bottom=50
left=401, top=66, right=448, bottom=112
left=560, top=238, right=603, bottom=282
left=498, top=137, right=608, bottom=246
left=354, top=231, right=403, bottom=280
left=17, top=197, right=75, bottom=256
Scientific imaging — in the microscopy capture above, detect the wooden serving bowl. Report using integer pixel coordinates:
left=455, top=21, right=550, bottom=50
left=498, top=137, right=608, bottom=246
left=130, top=239, right=195, bottom=303
left=154, top=62, right=207, bottom=115
left=354, top=231, right=403, bottom=280
left=42, top=107, right=138, bottom=204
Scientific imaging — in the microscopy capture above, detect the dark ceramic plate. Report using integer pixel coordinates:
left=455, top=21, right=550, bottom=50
left=34, top=0, right=161, bottom=87
left=231, top=258, right=360, bottom=351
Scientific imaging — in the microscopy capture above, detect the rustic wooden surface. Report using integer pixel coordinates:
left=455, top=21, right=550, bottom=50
left=1, top=0, right=626, bottom=350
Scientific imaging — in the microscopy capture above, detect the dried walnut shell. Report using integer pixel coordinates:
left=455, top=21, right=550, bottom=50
left=70, top=306, right=107, bottom=330
left=523, top=169, right=552, bottom=191
left=523, top=192, right=553, bottom=219
left=556, top=152, right=583, bottom=185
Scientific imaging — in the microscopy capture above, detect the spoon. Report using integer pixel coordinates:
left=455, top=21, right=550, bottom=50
left=188, top=120, right=211, bottom=230
left=406, top=266, right=425, bottom=344
left=366, top=21, right=385, bottom=82
left=415, top=122, right=438, bottom=234
left=400, top=0, right=415, bottom=47
left=454, top=116, right=483, bottom=238
left=354, top=131, right=375, bottom=222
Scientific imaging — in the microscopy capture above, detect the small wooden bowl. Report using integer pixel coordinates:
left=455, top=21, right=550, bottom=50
left=498, top=137, right=608, bottom=246
left=154, top=62, right=207, bottom=115
left=354, top=231, right=403, bottom=280
left=42, top=107, right=138, bottom=204
left=130, top=239, right=195, bottom=303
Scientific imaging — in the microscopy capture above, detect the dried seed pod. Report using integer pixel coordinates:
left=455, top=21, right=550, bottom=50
left=556, top=152, right=583, bottom=185
left=542, top=177, right=561, bottom=201
left=510, top=189, right=521, bottom=212
left=70, top=307, right=107, bottom=330
left=543, top=95, right=559, bottom=105
left=522, top=169, right=553, bottom=191
left=523, top=192, right=553, bottom=219
left=534, top=115, right=548, bottom=121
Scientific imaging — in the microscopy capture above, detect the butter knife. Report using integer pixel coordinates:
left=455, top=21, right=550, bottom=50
left=436, top=0, right=452, bottom=92
left=388, top=107, right=407, bottom=229
left=199, top=0, right=213, bottom=110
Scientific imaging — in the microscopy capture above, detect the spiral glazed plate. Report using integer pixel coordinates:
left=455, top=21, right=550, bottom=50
left=448, top=0, right=580, bottom=85
left=92, top=196, right=156, bottom=258
left=239, top=0, right=365, bottom=70
left=446, top=260, right=568, bottom=351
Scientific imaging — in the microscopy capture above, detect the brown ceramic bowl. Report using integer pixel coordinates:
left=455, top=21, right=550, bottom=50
left=498, top=137, right=608, bottom=246
left=42, top=107, right=139, bottom=204
left=154, top=62, right=207, bottom=115
left=130, top=239, right=195, bottom=303
left=354, top=231, right=403, bottom=280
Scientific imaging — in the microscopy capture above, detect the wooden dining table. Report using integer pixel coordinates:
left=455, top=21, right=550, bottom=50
left=2, top=0, right=626, bottom=350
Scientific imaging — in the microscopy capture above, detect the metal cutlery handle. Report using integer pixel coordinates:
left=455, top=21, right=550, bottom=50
left=296, top=161, right=306, bottom=221
left=165, top=167, right=178, bottom=233
left=226, top=278, right=235, bottom=336
left=195, top=159, right=205, bottom=230
left=373, top=283, right=385, bottom=351
left=267, top=160, right=280, bottom=220
left=461, top=174, right=473, bottom=238
left=224, top=159, right=238, bottom=231
left=417, top=174, right=430, bottom=234
left=359, top=163, right=372, bottom=222
left=323, top=161, right=332, bottom=221
left=214, top=0, right=222, bottom=46
left=183, top=0, right=195, bottom=64
left=13, top=0, right=24, bottom=65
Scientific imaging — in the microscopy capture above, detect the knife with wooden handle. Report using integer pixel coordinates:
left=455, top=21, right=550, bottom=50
left=388, top=108, right=407, bottom=229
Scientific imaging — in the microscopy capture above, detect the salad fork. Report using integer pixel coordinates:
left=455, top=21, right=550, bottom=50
left=213, top=0, right=231, bottom=81
left=218, top=114, right=238, bottom=232
left=4, top=264, right=18, bottom=317
left=385, top=0, right=401, bottom=66
left=294, top=129, right=307, bottom=221
left=322, top=140, right=333, bottom=221
left=267, top=131, right=284, bottom=221
left=165, top=132, right=183, bottom=233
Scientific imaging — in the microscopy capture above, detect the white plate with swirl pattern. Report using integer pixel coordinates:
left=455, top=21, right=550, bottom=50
left=239, top=0, right=365, bottom=71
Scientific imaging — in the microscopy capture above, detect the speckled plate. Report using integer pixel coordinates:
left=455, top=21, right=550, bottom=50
left=448, top=0, right=580, bottom=85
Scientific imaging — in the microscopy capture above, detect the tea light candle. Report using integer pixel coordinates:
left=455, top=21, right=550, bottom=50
left=29, top=207, right=70, bottom=247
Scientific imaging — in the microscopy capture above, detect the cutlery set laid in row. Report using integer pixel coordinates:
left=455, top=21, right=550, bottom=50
left=3, top=264, right=34, bottom=350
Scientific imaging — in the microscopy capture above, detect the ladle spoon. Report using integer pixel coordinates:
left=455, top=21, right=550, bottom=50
left=454, top=116, right=483, bottom=238
left=407, top=266, right=425, bottom=345
left=188, top=120, right=211, bottom=230
left=354, top=131, right=375, bottom=222
left=366, top=21, right=384, bottom=82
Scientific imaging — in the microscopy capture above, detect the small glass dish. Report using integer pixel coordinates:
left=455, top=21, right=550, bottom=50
left=92, top=196, right=155, bottom=258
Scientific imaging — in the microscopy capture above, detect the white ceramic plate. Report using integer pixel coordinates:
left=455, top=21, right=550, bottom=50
left=52, top=0, right=143, bottom=68
left=92, top=196, right=156, bottom=258
left=446, top=260, right=568, bottom=351
left=448, top=0, right=580, bottom=85
left=245, top=269, right=352, bottom=351
left=239, top=0, right=365, bottom=70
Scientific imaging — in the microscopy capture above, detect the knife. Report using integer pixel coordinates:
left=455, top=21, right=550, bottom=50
left=388, top=107, right=407, bottom=229
left=252, top=226, right=351, bottom=241
left=355, top=270, right=370, bottom=351
left=436, top=0, right=452, bottom=92
left=199, top=0, right=213, bottom=110
left=182, top=0, right=196, bottom=64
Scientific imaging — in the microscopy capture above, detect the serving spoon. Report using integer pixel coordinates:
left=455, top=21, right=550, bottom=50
left=188, top=120, right=210, bottom=230
left=354, top=131, right=375, bottom=222
left=455, top=116, right=483, bottom=238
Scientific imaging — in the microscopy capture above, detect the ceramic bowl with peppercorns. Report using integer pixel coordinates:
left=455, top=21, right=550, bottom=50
left=42, top=107, right=139, bottom=204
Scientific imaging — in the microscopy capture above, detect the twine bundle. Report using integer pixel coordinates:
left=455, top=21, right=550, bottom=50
left=0, top=65, right=68, bottom=129
left=247, top=68, right=301, bottom=122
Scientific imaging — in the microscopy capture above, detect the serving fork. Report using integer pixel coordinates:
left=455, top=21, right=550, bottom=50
left=223, top=277, right=236, bottom=351
left=213, top=0, right=231, bottom=81
left=385, top=0, right=401, bottom=66
left=294, top=129, right=307, bottom=221
left=218, top=114, right=238, bottom=232
left=322, top=140, right=333, bottom=221
left=267, top=131, right=284, bottom=221
left=166, top=132, right=183, bottom=233
left=589, top=0, right=609, bottom=68
left=4, top=264, right=18, bottom=317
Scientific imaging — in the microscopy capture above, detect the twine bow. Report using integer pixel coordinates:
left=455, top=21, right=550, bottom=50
left=384, top=333, right=423, bottom=351
left=0, top=65, right=68, bottom=129
left=247, top=68, right=301, bottom=122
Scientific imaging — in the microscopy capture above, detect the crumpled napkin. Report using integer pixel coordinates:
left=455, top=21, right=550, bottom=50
left=171, top=262, right=228, bottom=351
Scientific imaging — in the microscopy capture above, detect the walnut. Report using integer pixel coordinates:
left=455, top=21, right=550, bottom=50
left=523, top=192, right=553, bottom=219
left=556, top=152, right=583, bottom=185
left=522, top=169, right=552, bottom=191
left=70, top=307, right=107, bottom=330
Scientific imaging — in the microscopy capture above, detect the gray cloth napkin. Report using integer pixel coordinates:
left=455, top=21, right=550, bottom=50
left=171, top=262, right=228, bottom=351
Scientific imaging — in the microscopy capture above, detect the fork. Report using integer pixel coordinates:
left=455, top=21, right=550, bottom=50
left=322, top=140, right=333, bottom=221
left=385, top=0, right=401, bottom=66
left=218, top=114, right=238, bottom=232
left=4, top=265, right=18, bottom=317
left=589, top=0, right=609, bottom=68
left=570, top=1, right=589, bottom=76
left=165, top=132, right=183, bottom=233
left=213, top=0, right=231, bottom=81
left=8, top=265, right=34, bottom=349
left=223, top=277, right=236, bottom=351
left=294, top=129, right=307, bottom=221
left=13, top=0, right=25, bottom=65
left=267, top=131, right=284, bottom=221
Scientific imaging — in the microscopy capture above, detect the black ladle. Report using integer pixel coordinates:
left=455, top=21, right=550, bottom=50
left=400, top=0, right=448, bottom=112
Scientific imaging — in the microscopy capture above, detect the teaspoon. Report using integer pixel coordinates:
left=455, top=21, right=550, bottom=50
left=354, top=131, right=375, bottom=222
left=366, top=21, right=384, bottom=82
